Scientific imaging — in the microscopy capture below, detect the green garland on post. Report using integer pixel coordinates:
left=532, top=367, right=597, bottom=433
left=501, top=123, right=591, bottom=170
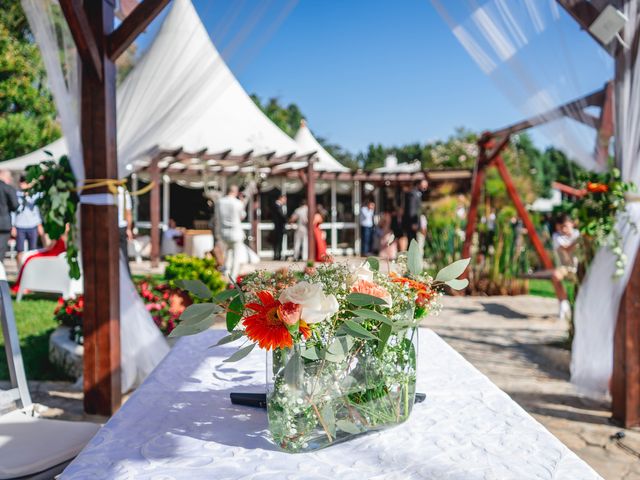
left=25, top=153, right=81, bottom=279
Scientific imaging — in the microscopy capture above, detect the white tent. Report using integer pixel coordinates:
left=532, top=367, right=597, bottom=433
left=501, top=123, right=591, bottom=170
left=2, top=0, right=301, bottom=174
left=288, top=120, right=349, bottom=172
left=0, top=137, right=66, bottom=172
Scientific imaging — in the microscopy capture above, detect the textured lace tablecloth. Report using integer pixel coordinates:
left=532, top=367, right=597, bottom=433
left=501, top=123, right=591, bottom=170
left=61, top=329, right=602, bottom=480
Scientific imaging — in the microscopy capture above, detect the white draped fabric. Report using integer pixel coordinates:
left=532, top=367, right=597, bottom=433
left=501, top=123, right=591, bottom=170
left=21, top=0, right=169, bottom=393
left=571, top=1, right=640, bottom=395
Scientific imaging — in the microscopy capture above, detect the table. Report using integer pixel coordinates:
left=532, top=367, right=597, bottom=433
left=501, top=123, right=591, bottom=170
left=183, top=230, right=213, bottom=258
left=61, top=329, right=602, bottom=479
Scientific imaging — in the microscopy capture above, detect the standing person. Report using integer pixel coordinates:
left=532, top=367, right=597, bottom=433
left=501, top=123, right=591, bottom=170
left=551, top=214, right=579, bottom=322
left=314, top=205, right=328, bottom=262
left=289, top=199, right=308, bottom=261
left=0, top=170, right=18, bottom=262
left=216, top=185, right=246, bottom=281
left=12, top=176, right=42, bottom=265
left=360, top=199, right=375, bottom=256
left=272, top=193, right=287, bottom=261
left=403, top=180, right=428, bottom=243
left=207, top=190, right=226, bottom=270
left=117, top=185, right=133, bottom=276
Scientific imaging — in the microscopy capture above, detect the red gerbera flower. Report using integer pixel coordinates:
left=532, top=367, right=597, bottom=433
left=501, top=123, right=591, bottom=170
left=243, top=291, right=309, bottom=350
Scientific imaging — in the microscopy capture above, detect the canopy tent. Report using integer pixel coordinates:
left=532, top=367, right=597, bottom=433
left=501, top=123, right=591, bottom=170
left=374, top=155, right=422, bottom=174
left=280, top=120, right=350, bottom=173
left=0, top=137, right=67, bottom=172
left=3, top=0, right=306, bottom=174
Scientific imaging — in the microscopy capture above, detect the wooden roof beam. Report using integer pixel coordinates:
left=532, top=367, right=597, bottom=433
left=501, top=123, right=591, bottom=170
left=108, top=0, right=171, bottom=61
left=556, top=0, right=615, bottom=54
left=59, top=0, right=102, bottom=80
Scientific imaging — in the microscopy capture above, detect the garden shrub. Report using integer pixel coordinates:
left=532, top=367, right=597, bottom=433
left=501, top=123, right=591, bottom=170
left=164, top=254, right=226, bottom=297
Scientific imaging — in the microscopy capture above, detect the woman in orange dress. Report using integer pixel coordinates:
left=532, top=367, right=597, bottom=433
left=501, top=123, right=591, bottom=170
left=313, top=205, right=328, bottom=262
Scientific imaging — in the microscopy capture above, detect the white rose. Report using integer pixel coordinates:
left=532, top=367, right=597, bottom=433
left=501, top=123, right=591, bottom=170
left=279, top=281, right=324, bottom=307
left=302, top=293, right=339, bottom=324
left=349, top=262, right=374, bottom=284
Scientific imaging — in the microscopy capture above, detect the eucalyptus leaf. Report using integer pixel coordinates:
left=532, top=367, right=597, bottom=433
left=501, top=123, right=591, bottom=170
left=445, top=278, right=469, bottom=290
left=175, top=279, right=213, bottom=299
left=179, top=303, right=220, bottom=325
left=365, top=257, right=380, bottom=271
left=321, top=404, right=336, bottom=437
left=336, top=419, right=361, bottom=435
left=351, top=309, right=393, bottom=325
left=301, top=346, right=323, bottom=361
left=346, top=292, right=387, bottom=307
left=435, top=258, right=470, bottom=282
left=325, top=336, right=353, bottom=362
left=211, top=330, right=244, bottom=347
left=226, top=295, right=244, bottom=332
left=223, top=343, right=256, bottom=363
left=376, top=323, right=393, bottom=356
left=213, top=289, right=240, bottom=303
left=283, top=349, right=303, bottom=386
left=168, top=315, right=216, bottom=338
left=342, top=319, right=378, bottom=340
left=407, top=239, right=423, bottom=276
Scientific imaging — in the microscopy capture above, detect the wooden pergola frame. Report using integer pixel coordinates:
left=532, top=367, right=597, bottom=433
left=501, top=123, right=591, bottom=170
left=462, top=82, right=613, bottom=301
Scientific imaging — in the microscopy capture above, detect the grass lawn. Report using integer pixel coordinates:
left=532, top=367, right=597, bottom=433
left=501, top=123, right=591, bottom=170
left=528, top=279, right=575, bottom=300
left=0, top=295, right=69, bottom=381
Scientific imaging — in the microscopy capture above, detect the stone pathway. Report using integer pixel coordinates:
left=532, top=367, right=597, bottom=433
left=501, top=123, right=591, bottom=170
left=423, top=295, right=640, bottom=480
left=4, top=292, right=639, bottom=478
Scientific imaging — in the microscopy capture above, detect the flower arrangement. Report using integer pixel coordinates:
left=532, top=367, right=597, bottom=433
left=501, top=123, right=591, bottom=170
left=558, top=168, right=636, bottom=277
left=171, top=241, right=469, bottom=452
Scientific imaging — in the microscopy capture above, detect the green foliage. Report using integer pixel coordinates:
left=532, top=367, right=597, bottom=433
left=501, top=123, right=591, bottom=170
left=251, top=94, right=304, bottom=138
left=0, top=1, right=60, bottom=160
left=25, top=155, right=80, bottom=278
left=164, top=254, right=226, bottom=297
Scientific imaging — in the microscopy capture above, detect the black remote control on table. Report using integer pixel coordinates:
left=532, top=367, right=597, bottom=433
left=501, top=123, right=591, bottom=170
left=230, top=392, right=426, bottom=408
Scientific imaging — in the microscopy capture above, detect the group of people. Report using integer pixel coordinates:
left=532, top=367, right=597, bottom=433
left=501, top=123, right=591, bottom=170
left=271, top=194, right=328, bottom=263
left=359, top=179, right=429, bottom=259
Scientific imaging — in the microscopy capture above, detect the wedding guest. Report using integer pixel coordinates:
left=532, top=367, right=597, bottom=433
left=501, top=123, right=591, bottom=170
left=161, top=218, right=184, bottom=256
left=552, top=213, right=579, bottom=322
left=378, top=210, right=398, bottom=260
left=360, top=199, right=375, bottom=256
left=403, top=179, right=428, bottom=243
left=0, top=170, right=18, bottom=262
left=272, top=193, right=287, bottom=261
left=12, top=176, right=43, bottom=265
left=217, top=185, right=247, bottom=281
left=313, top=204, right=328, bottom=262
left=289, top=199, right=308, bottom=261
left=207, top=190, right=226, bottom=269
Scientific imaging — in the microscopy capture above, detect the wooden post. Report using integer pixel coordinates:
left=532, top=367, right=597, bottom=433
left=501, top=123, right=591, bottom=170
left=613, top=248, right=640, bottom=427
left=462, top=141, right=487, bottom=260
left=494, top=156, right=566, bottom=300
left=79, top=0, right=121, bottom=416
left=306, top=157, right=316, bottom=261
left=149, top=157, right=161, bottom=267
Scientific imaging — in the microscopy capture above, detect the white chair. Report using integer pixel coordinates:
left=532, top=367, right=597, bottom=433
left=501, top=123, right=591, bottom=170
left=16, top=254, right=82, bottom=302
left=0, top=264, right=99, bottom=479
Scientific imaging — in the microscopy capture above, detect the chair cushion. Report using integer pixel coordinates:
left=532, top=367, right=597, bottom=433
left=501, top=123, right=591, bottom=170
left=0, top=409, right=100, bottom=479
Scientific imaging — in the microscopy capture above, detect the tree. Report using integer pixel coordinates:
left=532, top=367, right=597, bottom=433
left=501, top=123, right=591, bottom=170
left=0, top=0, right=60, bottom=160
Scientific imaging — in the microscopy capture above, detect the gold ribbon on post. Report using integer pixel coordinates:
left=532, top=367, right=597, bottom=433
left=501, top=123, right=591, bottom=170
left=73, top=178, right=155, bottom=197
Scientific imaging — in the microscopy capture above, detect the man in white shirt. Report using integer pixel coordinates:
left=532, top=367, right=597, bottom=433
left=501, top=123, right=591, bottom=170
left=289, top=200, right=308, bottom=261
left=551, top=213, right=579, bottom=322
left=360, top=200, right=375, bottom=256
left=216, top=185, right=246, bottom=281
left=117, top=186, right=133, bottom=275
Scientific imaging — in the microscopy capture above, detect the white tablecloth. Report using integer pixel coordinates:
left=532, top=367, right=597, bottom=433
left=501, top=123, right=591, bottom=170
left=62, top=329, right=602, bottom=480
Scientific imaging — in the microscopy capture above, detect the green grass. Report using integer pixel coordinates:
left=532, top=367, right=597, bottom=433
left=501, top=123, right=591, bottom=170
left=0, top=295, right=69, bottom=381
left=528, top=279, right=575, bottom=300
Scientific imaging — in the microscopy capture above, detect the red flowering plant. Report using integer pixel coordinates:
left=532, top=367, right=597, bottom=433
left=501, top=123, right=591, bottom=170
left=558, top=167, right=636, bottom=277
left=136, top=278, right=192, bottom=335
left=54, top=296, right=84, bottom=344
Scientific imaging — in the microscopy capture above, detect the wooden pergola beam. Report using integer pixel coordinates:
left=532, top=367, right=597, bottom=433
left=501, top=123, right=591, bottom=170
left=59, top=0, right=103, bottom=80
left=107, top=0, right=172, bottom=61
left=556, top=0, right=615, bottom=53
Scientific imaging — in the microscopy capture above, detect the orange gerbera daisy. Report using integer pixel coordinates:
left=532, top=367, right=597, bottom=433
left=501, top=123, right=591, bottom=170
left=243, top=291, right=308, bottom=350
left=586, top=182, right=609, bottom=193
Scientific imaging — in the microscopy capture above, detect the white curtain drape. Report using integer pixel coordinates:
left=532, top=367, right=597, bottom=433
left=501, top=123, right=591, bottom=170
left=21, top=0, right=169, bottom=393
left=571, top=1, right=640, bottom=396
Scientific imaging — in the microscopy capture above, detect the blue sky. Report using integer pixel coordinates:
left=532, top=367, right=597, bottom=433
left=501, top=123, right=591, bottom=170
left=139, top=0, right=612, bottom=155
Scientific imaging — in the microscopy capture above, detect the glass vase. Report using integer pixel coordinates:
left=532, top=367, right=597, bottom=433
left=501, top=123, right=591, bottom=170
left=266, top=326, right=418, bottom=453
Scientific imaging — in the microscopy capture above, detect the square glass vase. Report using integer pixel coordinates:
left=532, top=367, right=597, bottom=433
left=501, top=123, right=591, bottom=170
left=266, top=327, right=418, bottom=453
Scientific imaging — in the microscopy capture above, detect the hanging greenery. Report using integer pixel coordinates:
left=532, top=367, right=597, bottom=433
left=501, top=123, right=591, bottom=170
left=557, top=168, right=636, bottom=277
left=25, top=153, right=81, bottom=279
